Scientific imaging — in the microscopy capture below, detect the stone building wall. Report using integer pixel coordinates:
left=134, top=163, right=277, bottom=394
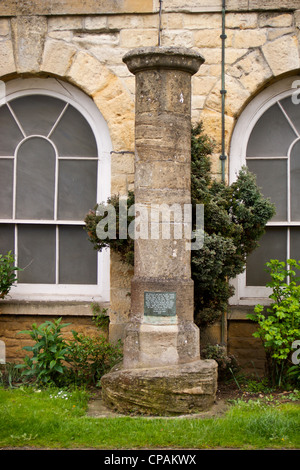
left=1, top=0, right=300, bottom=373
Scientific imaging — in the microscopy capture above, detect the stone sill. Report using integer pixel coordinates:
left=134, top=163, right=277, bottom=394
left=228, top=302, right=273, bottom=320
left=0, top=300, right=110, bottom=316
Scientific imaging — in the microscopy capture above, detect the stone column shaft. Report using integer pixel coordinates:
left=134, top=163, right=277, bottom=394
left=122, top=48, right=204, bottom=368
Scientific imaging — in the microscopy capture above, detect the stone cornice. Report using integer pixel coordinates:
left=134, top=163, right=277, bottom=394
left=1, top=0, right=300, bottom=17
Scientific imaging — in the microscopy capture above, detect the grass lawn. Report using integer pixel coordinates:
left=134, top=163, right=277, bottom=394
left=0, top=386, right=299, bottom=450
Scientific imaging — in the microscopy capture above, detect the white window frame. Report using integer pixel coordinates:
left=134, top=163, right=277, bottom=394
left=0, top=78, right=112, bottom=302
left=229, top=75, right=300, bottom=306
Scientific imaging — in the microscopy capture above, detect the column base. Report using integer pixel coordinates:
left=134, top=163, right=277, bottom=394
left=100, top=359, right=218, bottom=416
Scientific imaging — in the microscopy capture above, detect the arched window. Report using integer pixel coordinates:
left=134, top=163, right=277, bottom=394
left=229, top=76, right=300, bottom=305
left=0, top=78, right=111, bottom=301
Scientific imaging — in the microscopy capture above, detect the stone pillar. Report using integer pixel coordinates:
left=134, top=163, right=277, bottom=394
left=101, top=47, right=217, bottom=416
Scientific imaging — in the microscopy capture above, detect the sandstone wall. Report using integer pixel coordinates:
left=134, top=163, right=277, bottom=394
left=1, top=0, right=300, bottom=371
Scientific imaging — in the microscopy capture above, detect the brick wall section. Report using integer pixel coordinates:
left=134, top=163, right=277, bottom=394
left=228, top=321, right=266, bottom=376
left=0, top=314, right=108, bottom=363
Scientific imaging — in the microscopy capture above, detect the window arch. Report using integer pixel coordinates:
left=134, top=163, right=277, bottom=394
left=0, top=78, right=112, bottom=301
left=229, top=76, right=300, bottom=305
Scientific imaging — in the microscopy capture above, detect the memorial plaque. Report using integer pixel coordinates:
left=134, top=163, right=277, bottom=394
left=144, top=291, right=176, bottom=317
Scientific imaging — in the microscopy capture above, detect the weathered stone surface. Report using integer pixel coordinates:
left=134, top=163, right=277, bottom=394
left=259, top=13, right=293, bottom=28
left=0, top=40, right=16, bottom=77
left=122, top=318, right=201, bottom=369
left=226, top=12, right=258, bottom=29
left=0, top=0, right=155, bottom=16
left=0, top=18, right=10, bottom=36
left=227, top=50, right=273, bottom=94
left=67, top=51, right=112, bottom=95
left=41, top=39, right=77, bottom=76
left=262, top=34, right=300, bottom=76
left=233, top=29, right=267, bottom=48
left=206, top=75, right=250, bottom=117
left=11, top=15, right=47, bottom=73
left=200, top=108, right=235, bottom=155
left=120, top=29, right=158, bottom=48
left=101, top=360, right=218, bottom=416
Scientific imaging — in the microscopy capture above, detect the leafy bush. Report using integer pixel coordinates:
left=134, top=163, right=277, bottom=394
left=84, top=122, right=275, bottom=327
left=201, top=343, right=239, bottom=381
left=16, top=317, right=123, bottom=387
left=0, top=251, right=21, bottom=300
left=247, top=259, right=300, bottom=387
left=66, top=331, right=122, bottom=385
left=16, top=318, right=71, bottom=387
left=84, top=191, right=135, bottom=266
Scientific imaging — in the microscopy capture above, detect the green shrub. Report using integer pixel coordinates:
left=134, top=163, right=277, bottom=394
left=247, top=259, right=300, bottom=387
left=0, top=251, right=21, bottom=300
left=201, top=343, right=239, bottom=381
left=16, top=318, right=71, bottom=387
left=66, top=331, right=122, bottom=385
left=84, top=122, right=275, bottom=328
left=16, top=317, right=123, bottom=387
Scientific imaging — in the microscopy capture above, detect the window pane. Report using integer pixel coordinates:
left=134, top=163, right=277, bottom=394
left=246, top=103, right=297, bottom=157
left=0, top=224, right=14, bottom=256
left=10, top=95, right=66, bottom=137
left=0, top=159, right=13, bottom=218
left=290, top=228, right=300, bottom=262
left=18, top=225, right=55, bottom=283
left=246, top=227, right=287, bottom=286
left=0, top=105, right=23, bottom=155
left=16, top=137, right=56, bottom=219
left=51, top=105, right=97, bottom=157
left=279, top=96, right=300, bottom=135
left=290, top=140, right=300, bottom=221
left=58, top=160, right=97, bottom=220
left=247, top=159, right=287, bottom=221
left=59, top=226, right=97, bottom=284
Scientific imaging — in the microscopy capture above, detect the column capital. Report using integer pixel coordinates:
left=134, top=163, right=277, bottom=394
left=123, top=46, right=205, bottom=76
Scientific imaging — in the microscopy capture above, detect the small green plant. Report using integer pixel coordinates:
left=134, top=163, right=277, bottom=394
left=16, top=318, right=71, bottom=387
left=91, top=302, right=110, bottom=329
left=201, top=344, right=239, bottom=381
left=66, top=332, right=122, bottom=385
left=0, top=362, right=23, bottom=388
left=247, top=259, right=300, bottom=387
left=0, top=251, right=21, bottom=300
left=16, top=317, right=123, bottom=387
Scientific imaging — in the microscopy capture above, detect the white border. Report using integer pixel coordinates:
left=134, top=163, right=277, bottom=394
left=229, top=76, right=300, bottom=306
left=1, top=78, right=112, bottom=302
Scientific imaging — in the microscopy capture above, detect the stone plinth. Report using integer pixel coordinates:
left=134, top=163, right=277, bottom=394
left=100, top=47, right=218, bottom=415
left=101, top=360, right=218, bottom=416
